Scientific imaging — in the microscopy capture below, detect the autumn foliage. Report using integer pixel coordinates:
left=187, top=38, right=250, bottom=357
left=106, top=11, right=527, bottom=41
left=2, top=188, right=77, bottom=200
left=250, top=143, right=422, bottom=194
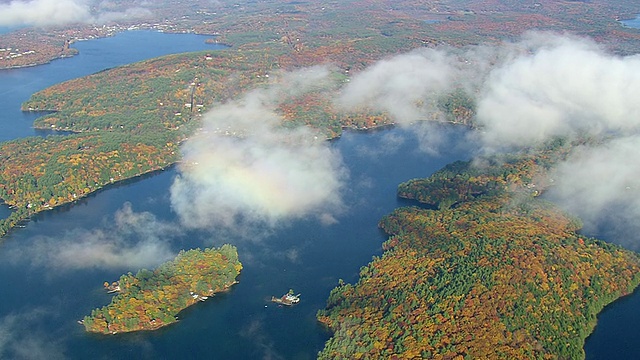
left=83, top=245, right=242, bottom=334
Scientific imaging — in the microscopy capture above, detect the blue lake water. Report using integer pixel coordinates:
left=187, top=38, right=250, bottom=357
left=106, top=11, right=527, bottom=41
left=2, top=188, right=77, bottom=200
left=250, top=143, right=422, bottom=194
left=620, top=15, right=640, bottom=29
left=0, top=203, right=10, bottom=219
left=0, top=124, right=475, bottom=358
left=0, top=30, right=637, bottom=359
left=0, top=30, right=226, bottom=142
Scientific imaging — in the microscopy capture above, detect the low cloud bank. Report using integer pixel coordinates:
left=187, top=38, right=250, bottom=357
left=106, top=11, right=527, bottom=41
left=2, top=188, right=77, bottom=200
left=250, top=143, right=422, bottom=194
left=477, top=33, right=640, bottom=150
left=473, top=33, right=640, bottom=244
left=340, top=32, right=640, bottom=244
left=338, top=32, right=640, bottom=149
left=170, top=66, right=347, bottom=238
left=0, top=0, right=151, bottom=27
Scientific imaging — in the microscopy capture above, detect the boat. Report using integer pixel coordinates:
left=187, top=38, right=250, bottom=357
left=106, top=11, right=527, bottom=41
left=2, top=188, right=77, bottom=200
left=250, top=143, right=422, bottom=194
left=271, top=291, right=300, bottom=306
left=104, top=281, right=121, bottom=293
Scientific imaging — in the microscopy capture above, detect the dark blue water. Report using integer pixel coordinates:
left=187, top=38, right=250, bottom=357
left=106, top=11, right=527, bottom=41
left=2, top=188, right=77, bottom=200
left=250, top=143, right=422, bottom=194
left=620, top=15, right=640, bottom=29
left=585, top=288, right=640, bottom=359
left=0, top=30, right=637, bottom=359
left=0, top=30, right=475, bottom=358
left=0, top=124, right=474, bottom=359
left=0, top=30, right=225, bottom=142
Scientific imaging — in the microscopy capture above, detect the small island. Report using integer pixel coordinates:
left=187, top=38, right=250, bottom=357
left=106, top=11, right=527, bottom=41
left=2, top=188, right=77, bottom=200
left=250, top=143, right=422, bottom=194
left=81, top=244, right=242, bottom=334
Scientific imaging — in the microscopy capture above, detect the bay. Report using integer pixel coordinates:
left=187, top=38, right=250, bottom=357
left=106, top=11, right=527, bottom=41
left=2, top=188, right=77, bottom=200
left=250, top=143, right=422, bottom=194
left=0, top=123, right=475, bottom=359
left=0, top=30, right=226, bottom=142
left=0, top=29, right=638, bottom=359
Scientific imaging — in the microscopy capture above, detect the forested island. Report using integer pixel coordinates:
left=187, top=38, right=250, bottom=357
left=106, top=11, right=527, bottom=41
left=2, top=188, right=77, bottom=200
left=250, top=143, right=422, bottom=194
left=317, top=143, right=640, bottom=359
left=82, top=245, right=242, bottom=334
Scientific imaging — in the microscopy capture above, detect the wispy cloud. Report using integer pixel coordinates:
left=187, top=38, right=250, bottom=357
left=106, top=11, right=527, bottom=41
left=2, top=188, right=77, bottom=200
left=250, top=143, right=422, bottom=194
left=0, top=308, right=65, bottom=360
left=0, top=0, right=151, bottom=27
left=8, top=202, right=180, bottom=271
left=547, top=136, right=640, bottom=248
left=239, top=317, right=285, bottom=360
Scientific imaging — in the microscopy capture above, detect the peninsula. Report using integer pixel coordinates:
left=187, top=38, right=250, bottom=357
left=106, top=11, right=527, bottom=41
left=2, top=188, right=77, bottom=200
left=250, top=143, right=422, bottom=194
left=317, top=144, right=640, bottom=359
left=82, top=245, right=242, bottom=334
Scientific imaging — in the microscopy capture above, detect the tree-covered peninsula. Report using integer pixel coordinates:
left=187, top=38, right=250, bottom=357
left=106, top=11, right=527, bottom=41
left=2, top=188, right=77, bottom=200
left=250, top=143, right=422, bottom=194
left=317, top=147, right=640, bottom=359
left=82, top=245, right=242, bottom=334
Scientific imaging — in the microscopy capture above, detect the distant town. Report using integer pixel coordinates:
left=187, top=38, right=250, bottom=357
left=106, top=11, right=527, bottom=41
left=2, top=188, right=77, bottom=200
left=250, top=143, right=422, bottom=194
left=0, top=22, right=202, bottom=69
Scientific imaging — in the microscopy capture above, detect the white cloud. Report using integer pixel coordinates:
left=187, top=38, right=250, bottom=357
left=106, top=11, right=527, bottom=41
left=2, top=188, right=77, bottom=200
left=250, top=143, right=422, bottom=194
left=336, top=48, right=460, bottom=124
left=170, top=66, right=347, bottom=238
left=0, top=0, right=91, bottom=27
left=476, top=32, right=640, bottom=150
left=0, top=0, right=151, bottom=27
left=338, top=32, right=640, bottom=152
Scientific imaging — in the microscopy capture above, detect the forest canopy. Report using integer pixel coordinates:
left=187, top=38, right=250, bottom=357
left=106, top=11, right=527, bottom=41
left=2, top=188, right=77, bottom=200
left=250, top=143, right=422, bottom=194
left=317, top=147, right=640, bottom=359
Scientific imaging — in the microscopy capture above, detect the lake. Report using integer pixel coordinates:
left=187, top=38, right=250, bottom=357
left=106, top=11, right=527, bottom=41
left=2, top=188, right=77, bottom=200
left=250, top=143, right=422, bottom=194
left=0, top=30, right=637, bottom=359
left=620, top=14, right=640, bottom=29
